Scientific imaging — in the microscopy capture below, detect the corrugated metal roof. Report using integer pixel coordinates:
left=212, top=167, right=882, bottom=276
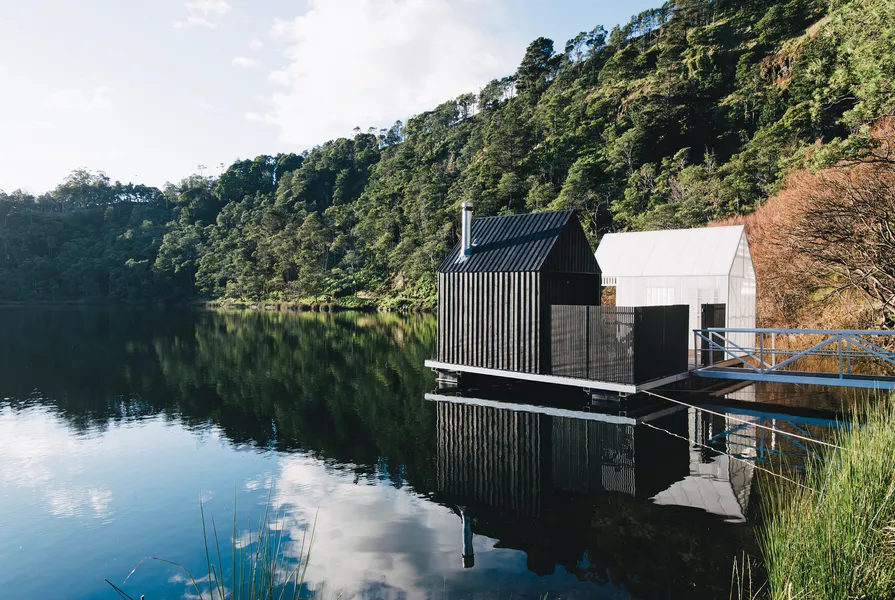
left=439, top=210, right=583, bottom=273
left=595, top=226, right=746, bottom=277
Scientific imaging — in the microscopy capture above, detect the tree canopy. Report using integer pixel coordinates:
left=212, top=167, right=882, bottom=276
left=2, top=0, right=893, bottom=306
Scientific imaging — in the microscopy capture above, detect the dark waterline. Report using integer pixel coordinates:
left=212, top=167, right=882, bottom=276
left=0, top=308, right=852, bottom=599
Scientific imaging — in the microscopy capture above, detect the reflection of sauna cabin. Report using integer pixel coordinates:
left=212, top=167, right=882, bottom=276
left=652, top=408, right=755, bottom=522
left=433, top=400, right=680, bottom=518
left=432, top=398, right=758, bottom=523
left=429, top=396, right=766, bottom=578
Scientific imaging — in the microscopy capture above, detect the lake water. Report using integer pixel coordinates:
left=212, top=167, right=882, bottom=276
left=0, top=308, right=853, bottom=599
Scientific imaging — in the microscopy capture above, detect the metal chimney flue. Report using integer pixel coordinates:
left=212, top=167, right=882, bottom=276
left=461, top=202, right=474, bottom=260
left=460, top=509, right=475, bottom=569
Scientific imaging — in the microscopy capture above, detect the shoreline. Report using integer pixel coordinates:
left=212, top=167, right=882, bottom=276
left=0, top=298, right=436, bottom=314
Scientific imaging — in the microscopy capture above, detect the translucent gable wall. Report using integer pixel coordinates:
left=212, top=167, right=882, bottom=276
left=615, top=274, right=729, bottom=349
left=596, top=226, right=756, bottom=350
left=726, top=232, right=757, bottom=352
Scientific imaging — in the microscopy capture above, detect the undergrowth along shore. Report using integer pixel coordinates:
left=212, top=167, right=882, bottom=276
left=749, top=399, right=895, bottom=600
left=207, top=295, right=435, bottom=313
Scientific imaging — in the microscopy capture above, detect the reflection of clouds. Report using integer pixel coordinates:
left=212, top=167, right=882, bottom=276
left=0, top=407, right=114, bottom=521
left=245, top=473, right=273, bottom=491
left=47, top=488, right=80, bottom=518
left=44, top=486, right=114, bottom=519
left=269, top=454, right=462, bottom=598
left=89, top=488, right=113, bottom=519
left=169, top=571, right=230, bottom=600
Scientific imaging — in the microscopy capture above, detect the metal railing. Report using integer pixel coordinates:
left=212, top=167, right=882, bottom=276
left=693, top=328, right=895, bottom=381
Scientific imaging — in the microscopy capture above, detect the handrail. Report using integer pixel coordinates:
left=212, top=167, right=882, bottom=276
left=692, top=327, right=895, bottom=379
left=702, top=327, right=895, bottom=336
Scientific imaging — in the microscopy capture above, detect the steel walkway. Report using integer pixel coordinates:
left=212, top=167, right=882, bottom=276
left=693, top=328, right=895, bottom=390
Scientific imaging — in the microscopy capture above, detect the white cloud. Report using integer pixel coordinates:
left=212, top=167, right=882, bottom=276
left=249, top=39, right=264, bottom=50
left=174, top=15, right=216, bottom=29
left=0, top=121, right=52, bottom=136
left=47, top=86, right=116, bottom=111
left=187, top=0, right=231, bottom=15
left=261, top=0, right=517, bottom=147
left=232, top=56, right=258, bottom=68
left=174, top=0, right=231, bottom=29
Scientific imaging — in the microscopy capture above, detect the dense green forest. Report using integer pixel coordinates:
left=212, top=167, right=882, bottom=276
left=1, top=0, right=893, bottom=307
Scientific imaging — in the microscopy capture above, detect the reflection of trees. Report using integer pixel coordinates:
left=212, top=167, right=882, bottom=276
left=154, top=310, right=438, bottom=482
left=0, top=308, right=438, bottom=485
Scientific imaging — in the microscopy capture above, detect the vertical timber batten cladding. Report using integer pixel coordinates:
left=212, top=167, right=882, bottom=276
left=549, top=305, right=689, bottom=384
left=437, top=210, right=601, bottom=375
left=436, top=401, right=544, bottom=517
left=433, top=399, right=694, bottom=515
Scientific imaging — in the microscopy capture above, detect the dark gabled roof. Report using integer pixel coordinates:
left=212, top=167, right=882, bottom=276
left=439, top=210, right=599, bottom=274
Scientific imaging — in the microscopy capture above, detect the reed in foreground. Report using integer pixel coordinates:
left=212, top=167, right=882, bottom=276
left=759, top=400, right=895, bottom=599
left=107, top=492, right=315, bottom=600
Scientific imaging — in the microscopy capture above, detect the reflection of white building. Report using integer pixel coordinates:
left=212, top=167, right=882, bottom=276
left=596, top=226, right=756, bottom=350
left=652, top=408, right=756, bottom=522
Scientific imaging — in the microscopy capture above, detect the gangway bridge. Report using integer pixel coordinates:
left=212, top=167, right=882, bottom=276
left=693, top=328, right=895, bottom=390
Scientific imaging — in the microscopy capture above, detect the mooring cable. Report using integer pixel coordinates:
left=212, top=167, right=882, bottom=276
left=640, top=389, right=844, bottom=451
left=637, top=419, right=817, bottom=493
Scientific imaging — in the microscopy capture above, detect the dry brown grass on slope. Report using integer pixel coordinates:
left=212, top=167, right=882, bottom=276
left=716, top=119, right=895, bottom=330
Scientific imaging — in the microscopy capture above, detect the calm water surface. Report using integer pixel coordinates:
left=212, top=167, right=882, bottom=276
left=0, top=308, right=853, bottom=599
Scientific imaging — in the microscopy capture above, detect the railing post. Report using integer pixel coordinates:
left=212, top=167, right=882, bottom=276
left=694, top=330, right=698, bottom=369
left=838, top=336, right=844, bottom=379
left=847, top=337, right=852, bottom=375
left=771, top=332, right=776, bottom=367
left=759, top=332, right=764, bottom=373
left=710, top=331, right=715, bottom=368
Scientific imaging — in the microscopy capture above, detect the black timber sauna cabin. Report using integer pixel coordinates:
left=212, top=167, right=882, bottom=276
left=435, top=204, right=689, bottom=388
left=437, top=206, right=601, bottom=375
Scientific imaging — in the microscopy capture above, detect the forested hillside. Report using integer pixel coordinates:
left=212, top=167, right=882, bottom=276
left=2, top=0, right=893, bottom=307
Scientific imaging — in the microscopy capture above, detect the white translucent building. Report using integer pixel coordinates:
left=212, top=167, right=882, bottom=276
left=595, top=225, right=756, bottom=350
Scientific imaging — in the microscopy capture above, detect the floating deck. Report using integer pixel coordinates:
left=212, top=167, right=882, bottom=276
left=424, top=360, right=691, bottom=395
left=694, top=366, right=895, bottom=390
left=430, top=328, right=895, bottom=395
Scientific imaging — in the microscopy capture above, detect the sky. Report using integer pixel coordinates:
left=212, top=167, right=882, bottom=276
left=0, top=0, right=659, bottom=194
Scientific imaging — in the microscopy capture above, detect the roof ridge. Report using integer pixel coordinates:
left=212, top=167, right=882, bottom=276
left=473, top=209, right=573, bottom=221
left=439, top=210, right=593, bottom=273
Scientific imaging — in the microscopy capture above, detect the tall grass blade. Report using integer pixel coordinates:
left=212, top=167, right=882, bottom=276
left=759, top=399, right=895, bottom=599
left=104, top=578, right=136, bottom=600
left=114, top=488, right=314, bottom=600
